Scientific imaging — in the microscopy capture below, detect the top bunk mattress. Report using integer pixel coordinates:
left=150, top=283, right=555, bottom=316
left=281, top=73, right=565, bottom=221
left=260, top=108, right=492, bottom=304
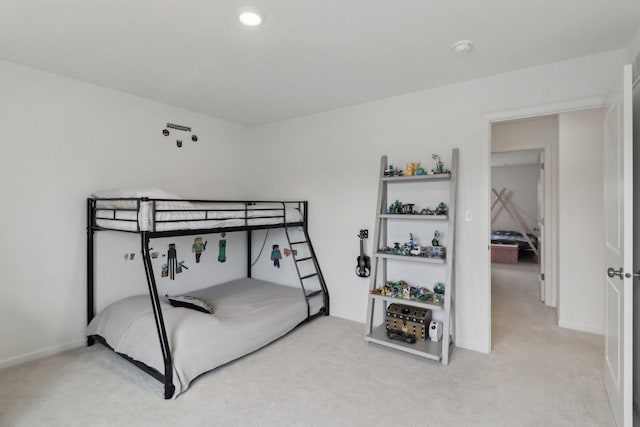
left=91, top=188, right=304, bottom=232
left=86, top=277, right=324, bottom=398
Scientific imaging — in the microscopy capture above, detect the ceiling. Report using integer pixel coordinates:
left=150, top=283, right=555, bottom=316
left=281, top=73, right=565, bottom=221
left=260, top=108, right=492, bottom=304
left=1, top=1, right=639, bottom=126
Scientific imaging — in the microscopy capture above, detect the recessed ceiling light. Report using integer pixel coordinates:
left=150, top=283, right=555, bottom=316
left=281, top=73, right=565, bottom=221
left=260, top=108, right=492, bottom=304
left=239, top=11, right=264, bottom=27
left=452, top=40, right=473, bottom=56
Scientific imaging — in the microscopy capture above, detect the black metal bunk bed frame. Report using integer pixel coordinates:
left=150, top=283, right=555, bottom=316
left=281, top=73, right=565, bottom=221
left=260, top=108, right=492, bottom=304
left=86, top=197, right=330, bottom=399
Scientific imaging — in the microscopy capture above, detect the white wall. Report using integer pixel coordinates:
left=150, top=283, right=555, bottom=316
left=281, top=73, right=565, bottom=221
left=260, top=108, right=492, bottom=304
left=557, top=108, right=605, bottom=334
left=0, top=48, right=629, bottom=366
left=0, top=59, right=251, bottom=368
left=491, top=164, right=540, bottom=232
left=628, top=27, right=640, bottom=63
left=245, top=49, right=626, bottom=353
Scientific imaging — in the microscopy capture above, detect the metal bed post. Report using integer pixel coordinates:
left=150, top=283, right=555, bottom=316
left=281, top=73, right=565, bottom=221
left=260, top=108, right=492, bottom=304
left=87, top=198, right=95, bottom=346
left=140, top=231, right=175, bottom=399
left=247, top=230, right=252, bottom=278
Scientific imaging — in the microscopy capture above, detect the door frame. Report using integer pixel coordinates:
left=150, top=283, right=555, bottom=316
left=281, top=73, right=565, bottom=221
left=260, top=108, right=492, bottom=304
left=480, top=96, right=604, bottom=352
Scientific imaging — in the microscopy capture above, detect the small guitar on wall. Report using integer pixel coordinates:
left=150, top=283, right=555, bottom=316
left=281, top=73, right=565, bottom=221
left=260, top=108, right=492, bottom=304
left=356, top=229, right=371, bottom=278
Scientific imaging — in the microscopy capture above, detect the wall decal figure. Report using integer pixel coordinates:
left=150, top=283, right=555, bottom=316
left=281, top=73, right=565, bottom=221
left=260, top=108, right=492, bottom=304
left=167, top=243, right=177, bottom=279
left=271, top=244, right=282, bottom=268
left=192, top=237, right=207, bottom=263
left=218, top=233, right=227, bottom=263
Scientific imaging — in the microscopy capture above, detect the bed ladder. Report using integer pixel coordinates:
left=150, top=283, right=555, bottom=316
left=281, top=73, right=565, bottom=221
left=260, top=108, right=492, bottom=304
left=285, top=226, right=329, bottom=317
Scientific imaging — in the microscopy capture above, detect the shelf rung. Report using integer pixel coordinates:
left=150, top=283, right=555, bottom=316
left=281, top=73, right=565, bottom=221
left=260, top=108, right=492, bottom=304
left=306, top=290, right=322, bottom=298
left=290, top=240, right=308, bottom=245
left=368, top=293, right=443, bottom=311
left=300, top=273, right=318, bottom=280
left=296, top=256, right=313, bottom=262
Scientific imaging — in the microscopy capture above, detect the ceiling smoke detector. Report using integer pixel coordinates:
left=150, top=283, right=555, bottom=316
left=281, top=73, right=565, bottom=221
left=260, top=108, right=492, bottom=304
left=452, top=40, right=473, bottom=56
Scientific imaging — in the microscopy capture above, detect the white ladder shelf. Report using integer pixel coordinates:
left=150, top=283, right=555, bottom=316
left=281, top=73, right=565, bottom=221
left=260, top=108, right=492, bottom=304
left=365, top=149, right=458, bottom=364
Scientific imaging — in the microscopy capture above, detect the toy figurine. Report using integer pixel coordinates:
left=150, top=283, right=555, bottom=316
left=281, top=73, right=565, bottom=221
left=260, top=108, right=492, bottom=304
left=432, top=154, right=443, bottom=174
left=405, top=162, right=421, bottom=176
left=271, top=244, right=282, bottom=268
left=416, top=167, right=426, bottom=175
left=408, top=233, right=416, bottom=250
left=432, top=230, right=440, bottom=247
left=389, top=200, right=404, bottom=214
left=436, top=202, right=448, bottom=216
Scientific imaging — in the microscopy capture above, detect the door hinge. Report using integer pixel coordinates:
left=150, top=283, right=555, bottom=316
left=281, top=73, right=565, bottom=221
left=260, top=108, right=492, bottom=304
left=540, top=273, right=545, bottom=281
left=540, top=163, right=545, bottom=170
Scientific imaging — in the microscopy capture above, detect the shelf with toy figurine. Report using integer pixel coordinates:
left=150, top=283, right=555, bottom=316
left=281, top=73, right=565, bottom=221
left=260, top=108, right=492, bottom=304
left=365, top=324, right=442, bottom=360
left=382, top=173, right=450, bottom=182
left=369, top=280, right=444, bottom=311
left=378, top=214, right=447, bottom=220
left=383, top=200, right=449, bottom=218
left=374, top=252, right=445, bottom=264
left=382, top=155, right=451, bottom=181
left=377, top=232, right=447, bottom=264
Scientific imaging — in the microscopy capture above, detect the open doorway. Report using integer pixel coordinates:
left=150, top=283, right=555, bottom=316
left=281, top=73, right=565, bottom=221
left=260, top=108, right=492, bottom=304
left=491, top=114, right=557, bottom=300
left=488, top=108, right=607, bottom=353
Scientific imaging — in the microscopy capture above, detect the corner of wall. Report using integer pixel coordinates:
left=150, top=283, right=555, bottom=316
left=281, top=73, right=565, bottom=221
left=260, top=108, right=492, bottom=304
left=628, top=26, right=640, bottom=63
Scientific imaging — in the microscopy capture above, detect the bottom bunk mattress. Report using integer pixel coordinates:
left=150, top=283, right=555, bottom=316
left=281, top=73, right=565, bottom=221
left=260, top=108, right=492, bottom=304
left=86, top=278, right=323, bottom=398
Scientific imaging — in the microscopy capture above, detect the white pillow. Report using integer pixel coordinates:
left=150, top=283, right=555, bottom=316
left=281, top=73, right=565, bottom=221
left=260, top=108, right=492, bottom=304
left=92, top=188, right=192, bottom=210
left=92, top=187, right=181, bottom=200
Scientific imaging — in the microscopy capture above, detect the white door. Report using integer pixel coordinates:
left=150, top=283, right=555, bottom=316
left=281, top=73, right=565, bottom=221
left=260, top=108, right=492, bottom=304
left=603, top=64, right=633, bottom=427
left=537, top=151, right=545, bottom=302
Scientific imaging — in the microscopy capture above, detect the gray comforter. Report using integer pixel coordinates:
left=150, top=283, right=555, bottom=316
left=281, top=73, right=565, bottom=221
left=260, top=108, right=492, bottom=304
left=87, top=278, right=319, bottom=397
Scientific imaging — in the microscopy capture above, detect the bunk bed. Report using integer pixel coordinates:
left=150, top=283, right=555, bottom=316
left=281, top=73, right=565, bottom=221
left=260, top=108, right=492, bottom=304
left=86, top=190, right=330, bottom=399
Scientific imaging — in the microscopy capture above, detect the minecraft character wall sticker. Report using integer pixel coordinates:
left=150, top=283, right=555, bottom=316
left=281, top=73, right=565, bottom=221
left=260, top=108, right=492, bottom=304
left=167, top=243, right=178, bottom=280
left=176, top=261, right=189, bottom=274
left=218, top=233, right=227, bottom=263
left=192, top=237, right=207, bottom=263
left=271, top=244, right=282, bottom=268
left=161, top=264, right=169, bottom=278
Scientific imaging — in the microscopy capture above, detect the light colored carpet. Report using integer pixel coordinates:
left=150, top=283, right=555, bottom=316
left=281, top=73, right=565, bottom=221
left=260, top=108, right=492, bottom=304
left=0, top=265, right=613, bottom=426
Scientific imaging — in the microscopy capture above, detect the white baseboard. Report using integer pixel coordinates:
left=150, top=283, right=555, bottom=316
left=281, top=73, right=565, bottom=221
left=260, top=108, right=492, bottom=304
left=558, top=320, right=604, bottom=336
left=0, top=339, right=86, bottom=370
left=455, top=339, right=490, bottom=354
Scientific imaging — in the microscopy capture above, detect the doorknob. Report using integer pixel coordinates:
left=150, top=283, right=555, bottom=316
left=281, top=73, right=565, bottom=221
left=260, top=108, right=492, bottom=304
left=607, top=267, right=624, bottom=279
left=625, top=270, right=640, bottom=279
